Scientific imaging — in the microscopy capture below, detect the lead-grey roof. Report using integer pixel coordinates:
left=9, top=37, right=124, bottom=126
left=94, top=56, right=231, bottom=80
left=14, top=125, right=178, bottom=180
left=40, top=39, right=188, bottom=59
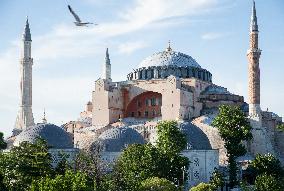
left=138, top=50, right=201, bottom=69
left=14, top=123, right=73, bottom=149
left=201, top=85, right=231, bottom=95
left=180, top=122, right=212, bottom=150
left=95, top=127, right=145, bottom=152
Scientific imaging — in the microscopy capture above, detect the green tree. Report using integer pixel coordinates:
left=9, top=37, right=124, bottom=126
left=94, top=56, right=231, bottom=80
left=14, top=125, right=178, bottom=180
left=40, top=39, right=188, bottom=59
left=0, top=132, right=7, bottom=191
left=114, top=144, right=164, bottom=191
left=254, top=173, right=283, bottom=191
left=139, top=177, right=177, bottom=191
left=156, top=120, right=189, bottom=186
left=0, top=132, right=7, bottom=150
left=276, top=124, right=284, bottom=131
left=0, top=139, right=53, bottom=191
left=113, top=121, right=189, bottom=190
left=156, top=121, right=187, bottom=156
left=55, top=156, right=71, bottom=175
left=209, top=168, right=225, bottom=190
left=212, top=105, right=252, bottom=187
left=189, top=182, right=213, bottom=191
left=75, top=146, right=105, bottom=190
left=251, top=154, right=283, bottom=179
left=30, top=170, right=92, bottom=191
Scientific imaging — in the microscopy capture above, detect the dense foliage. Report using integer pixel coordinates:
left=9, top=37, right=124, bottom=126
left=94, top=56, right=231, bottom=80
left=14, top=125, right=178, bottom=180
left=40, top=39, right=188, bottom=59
left=113, top=120, right=189, bottom=190
left=254, top=173, right=283, bottom=191
left=156, top=120, right=189, bottom=185
left=0, top=132, right=7, bottom=150
left=0, top=132, right=7, bottom=190
left=251, top=153, right=283, bottom=179
left=212, top=105, right=252, bottom=187
left=209, top=168, right=225, bottom=190
left=276, top=123, right=284, bottom=131
left=114, top=144, right=164, bottom=190
left=75, top=148, right=106, bottom=190
left=139, top=177, right=177, bottom=191
left=189, top=182, right=213, bottom=191
left=0, top=139, right=53, bottom=191
left=156, top=121, right=187, bottom=156
left=30, top=170, right=92, bottom=191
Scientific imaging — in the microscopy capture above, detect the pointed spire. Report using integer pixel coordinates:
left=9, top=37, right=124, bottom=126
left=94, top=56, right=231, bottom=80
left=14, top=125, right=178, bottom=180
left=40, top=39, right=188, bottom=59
left=23, top=16, right=32, bottom=41
left=42, top=109, right=47, bottom=124
left=166, top=40, right=172, bottom=52
left=250, top=0, right=258, bottom=32
left=105, top=48, right=110, bottom=65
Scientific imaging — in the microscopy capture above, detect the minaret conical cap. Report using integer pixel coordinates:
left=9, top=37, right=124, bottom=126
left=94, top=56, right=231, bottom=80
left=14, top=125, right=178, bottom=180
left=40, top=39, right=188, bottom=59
left=105, top=48, right=110, bottom=65
left=250, top=0, right=258, bottom=32
left=23, top=17, right=32, bottom=41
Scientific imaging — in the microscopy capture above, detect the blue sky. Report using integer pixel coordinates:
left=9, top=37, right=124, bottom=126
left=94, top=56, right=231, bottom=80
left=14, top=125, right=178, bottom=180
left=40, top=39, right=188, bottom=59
left=0, top=0, right=283, bottom=137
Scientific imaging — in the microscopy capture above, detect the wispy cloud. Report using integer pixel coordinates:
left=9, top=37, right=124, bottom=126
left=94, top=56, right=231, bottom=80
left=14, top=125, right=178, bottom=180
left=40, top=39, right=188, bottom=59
left=201, top=32, right=227, bottom=40
left=118, top=41, right=148, bottom=55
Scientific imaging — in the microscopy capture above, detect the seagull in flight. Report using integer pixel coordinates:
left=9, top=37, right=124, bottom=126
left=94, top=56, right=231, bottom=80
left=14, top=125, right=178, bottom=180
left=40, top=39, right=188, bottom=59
left=68, top=5, right=97, bottom=26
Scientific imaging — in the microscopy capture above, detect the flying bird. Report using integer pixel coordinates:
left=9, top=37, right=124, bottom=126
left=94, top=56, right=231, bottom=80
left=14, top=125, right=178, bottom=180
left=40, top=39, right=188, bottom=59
left=68, top=5, right=97, bottom=26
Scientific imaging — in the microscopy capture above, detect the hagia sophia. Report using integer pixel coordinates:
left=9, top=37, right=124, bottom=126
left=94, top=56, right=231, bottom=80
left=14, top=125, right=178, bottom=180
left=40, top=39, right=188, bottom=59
left=5, top=1, right=284, bottom=188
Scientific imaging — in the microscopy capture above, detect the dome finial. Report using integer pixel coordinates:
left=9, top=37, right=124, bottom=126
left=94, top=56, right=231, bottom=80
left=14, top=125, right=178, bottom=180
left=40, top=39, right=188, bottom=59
left=166, top=40, right=172, bottom=52
left=42, top=108, right=47, bottom=124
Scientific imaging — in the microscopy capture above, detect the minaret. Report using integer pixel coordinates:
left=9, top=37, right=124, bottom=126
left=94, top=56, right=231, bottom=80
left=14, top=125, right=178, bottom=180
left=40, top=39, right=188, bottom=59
left=102, top=48, right=111, bottom=80
left=14, top=18, right=35, bottom=131
left=42, top=109, right=47, bottom=124
left=247, top=0, right=262, bottom=117
left=246, top=1, right=274, bottom=156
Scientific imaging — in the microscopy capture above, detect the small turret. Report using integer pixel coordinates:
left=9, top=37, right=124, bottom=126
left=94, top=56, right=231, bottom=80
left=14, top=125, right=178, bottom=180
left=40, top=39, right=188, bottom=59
left=102, top=48, right=111, bottom=80
left=166, top=40, right=172, bottom=52
left=42, top=109, right=47, bottom=124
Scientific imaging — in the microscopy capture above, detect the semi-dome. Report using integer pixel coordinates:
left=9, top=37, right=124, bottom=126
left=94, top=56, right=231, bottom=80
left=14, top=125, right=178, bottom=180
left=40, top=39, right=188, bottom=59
left=138, top=47, right=201, bottom=69
left=14, top=123, right=73, bottom=149
left=180, top=122, right=212, bottom=150
left=95, top=127, right=145, bottom=152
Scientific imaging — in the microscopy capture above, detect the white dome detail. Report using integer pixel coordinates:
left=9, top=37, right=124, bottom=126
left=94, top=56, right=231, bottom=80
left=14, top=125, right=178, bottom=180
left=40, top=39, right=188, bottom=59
left=138, top=50, right=201, bottom=68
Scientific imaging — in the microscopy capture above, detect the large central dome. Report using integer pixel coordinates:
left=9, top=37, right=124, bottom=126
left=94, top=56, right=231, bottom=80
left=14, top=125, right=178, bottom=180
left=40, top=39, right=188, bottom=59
left=138, top=46, right=200, bottom=69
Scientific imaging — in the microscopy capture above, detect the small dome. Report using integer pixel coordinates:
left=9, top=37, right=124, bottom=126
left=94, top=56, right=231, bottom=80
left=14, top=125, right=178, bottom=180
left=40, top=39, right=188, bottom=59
left=138, top=49, right=200, bottom=69
left=180, top=122, right=212, bottom=150
left=14, top=123, right=73, bottom=149
left=96, top=127, right=145, bottom=152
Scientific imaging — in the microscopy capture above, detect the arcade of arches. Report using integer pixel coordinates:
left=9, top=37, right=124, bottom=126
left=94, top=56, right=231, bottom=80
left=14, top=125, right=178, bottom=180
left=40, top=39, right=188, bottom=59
left=125, top=91, right=162, bottom=119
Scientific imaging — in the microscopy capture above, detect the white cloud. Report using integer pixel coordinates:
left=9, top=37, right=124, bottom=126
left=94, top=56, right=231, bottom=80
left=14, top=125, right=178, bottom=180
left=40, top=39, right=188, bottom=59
left=201, top=32, right=226, bottom=40
left=118, top=41, right=148, bottom=55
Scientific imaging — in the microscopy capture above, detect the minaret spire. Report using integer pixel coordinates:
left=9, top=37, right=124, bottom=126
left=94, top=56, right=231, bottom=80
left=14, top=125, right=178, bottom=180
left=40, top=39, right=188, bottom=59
left=23, top=17, right=32, bottom=42
left=250, top=0, right=258, bottom=32
left=14, top=18, right=35, bottom=133
left=247, top=0, right=261, bottom=117
left=102, top=48, right=111, bottom=80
